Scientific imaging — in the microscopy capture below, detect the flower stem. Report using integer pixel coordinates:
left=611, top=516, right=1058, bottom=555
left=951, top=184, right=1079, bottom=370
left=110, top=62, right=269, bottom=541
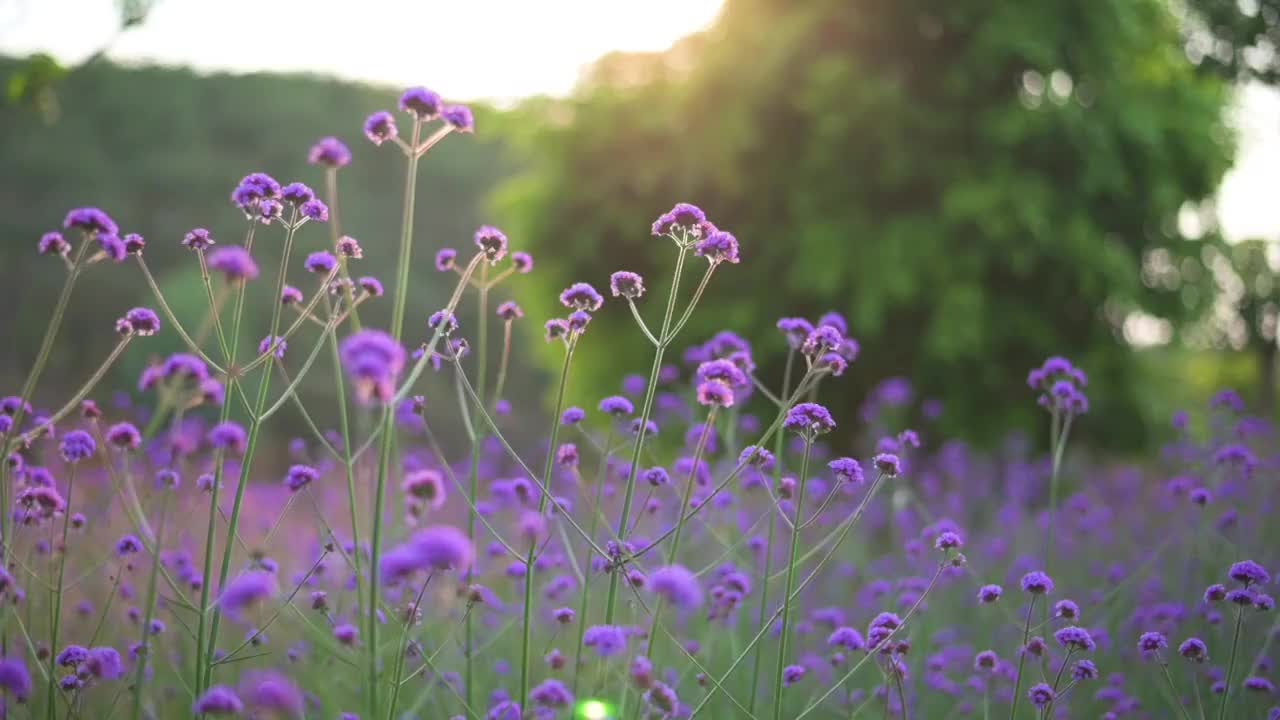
left=131, top=490, right=170, bottom=720
left=1156, top=657, right=1195, bottom=720
left=368, top=118, right=424, bottom=719
left=604, top=246, right=689, bottom=626
left=464, top=266, right=489, bottom=713
left=1007, top=595, right=1039, bottom=720
left=1216, top=605, right=1243, bottom=720
left=44, top=468, right=75, bottom=720
left=771, top=435, right=812, bottom=720
left=518, top=344, right=576, bottom=714
left=748, top=349, right=794, bottom=716
left=201, top=216, right=296, bottom=691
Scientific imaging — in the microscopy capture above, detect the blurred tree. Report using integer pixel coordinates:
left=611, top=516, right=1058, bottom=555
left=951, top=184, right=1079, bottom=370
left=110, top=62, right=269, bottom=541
left=1195, top=240, right=1280, bottom=411
left=0, top=57, right=529, bottom=446
left=496, top=0, right=1235, bottom=448
left=1180, top=0, right=1280, bottom=82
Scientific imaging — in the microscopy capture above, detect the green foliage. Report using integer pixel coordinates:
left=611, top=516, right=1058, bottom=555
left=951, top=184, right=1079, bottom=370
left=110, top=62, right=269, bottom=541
left=1180, top=0, right=1280, bottom=82
left=496, top=0, right=1235, bottom=447
left=0, top=57, right=517, bottom=426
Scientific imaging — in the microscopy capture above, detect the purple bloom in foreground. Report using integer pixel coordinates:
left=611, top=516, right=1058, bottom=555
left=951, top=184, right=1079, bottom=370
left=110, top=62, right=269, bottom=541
left=783, top=402, right=836, bottom=436
left=646, top=565, right=703, bottom=609
left=559, top=282, right=603, bottom=312
left=339, top=330, right=406, bottom=405
left=872, top=453, right=902, bottom=477
left=0, top=657, right=31, bottom=701
left=218, top=571, right=277, bottom=619
left=443, top=104, right=475, bottom=132
left=1020, top=571, right=1054, bottom=595
left=1027, top=683, right=1055, bottom=709
left=381, top=525, right=473, bottom=583
left=284, top=465, right=318, bottom=492
left=59, top=430, right=96, bottom=463
left=105, top=422, right=142, bottom=450
left=1179, top=637, right=1208, bottom=663
left=399, top=86, right=442, bottom=120
left=1229, top=560, right=1271, bottom=587
left=474, top=225, right=508, bottom=263
left=364, top=111, right=398, bottom=145
left=782, top=664, right=805, bottom=687
left=38, top=231, right=69, bottom=256
left=308, top=137, right=352, bottom=168
left=241, top=670, right=304, bottom=718
left=582, top=625, right=627, bottom=657
left=610, top=271, right=645, bottom=300
left=192, top=685, right=244, bottom=715
left=63, top=207, right=118, bottom=236
left=206, top=246, right=260, bottom=280
left=530, top=678, right=573, bottom=708
left=1138, top=631, right=1168, bottom=658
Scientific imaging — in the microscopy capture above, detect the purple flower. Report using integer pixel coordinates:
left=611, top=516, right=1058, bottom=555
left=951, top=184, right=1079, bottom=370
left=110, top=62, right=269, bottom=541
left=435, top=248, right=457, bottom=271
left=599, top=395, right=635, bottom=416
left=1027, top=683, right=1055, bottom=708
left=56, top=645, right=88, bottom=668
left=358, top=276, right=383, bottom=297
left=560, top=407, right=585, bottom=425
left=182, top=228, right=215, bottom=251
left=38, top=231, right=69, bottom=256
left=63, top=207, right=118, bottom=236
left=1138, top=631, right=1168, bottom=657
left=304, top=251, right=337, bottom=275
left=828, top=457, right=863, bottom=484
left=428, top=310, right=459, bottom=336
left=308, top=137, right=352, bottom=168
left=59, top=430, right=96, bottom=463
left=1179, top=637, right=1208, bottom=663
left=512, top=251, right=533, bottom=273
left=582, top=625, right=628, bottom=657
left=872, top=453, right=902, bottom=477
left=281, top=286, right=303, bottom=304
left=364, top=111, right=398, bottom=145
left=85, top=646, right=124, bottom=680
left=696, top=359, right=748, bottom=389
left=974, top=650, right=998, bottom=671
left=1020, top=571, right=1054, bottom=595
left=559, top=282, right=604, bottom=312
left=782, top=664, right=806, bottom=687
left=802, top=326, right=843, bottom=357
left=474, top=225, right=508, bottom=263
left=1053, top=599, right=1080, bottom=621
left=694, top=230, right=740, bottom=264
left=496, top=301, right=523, bottom=321
left=340, top=330, right=407, bottom=404
left=530, top=678, right=573, bottom=708
left=399, top=86, right=442, bottom=120
left=241, top=670, right=304, bottom=717
left=1205, top=584, right=1227, bottom=603
left=739, top=446, right=775, bottom=470
left=934, top=531, right=963, bottom=551
left=300, top=198, right=329, bottom=222
left=1072, top=659, right=1099, bottom=681
left=280, top=182, right=315, bottom=206
left=206, top=246, right=260, bottom=280
left=333, top=623, right=359, bottom=646
left=696, top=381, right=735, bottom=408
left=651, top=203, right=707, bottom=236
left=284, top=465, right=318, bottom=492
left=218, top=571, right=276, bottom=618
left=381, top=526, right=473, bottom=582
left=258, top=335, right=287, bottom=360
left=610, top=271, right=645, bottom=299
left=828, top=626, right=866, bottom=651
left=115, top=534, right=142, bottom=555
left=783, top=402, right=836, bottom=436
left=192, top=685, right=244, bottom=715
left=442, top=104, right=475, bottom=132
left=105, top=422, right=141, bottom=450
left=0, top=657, right=31, bottom=701
left=1054, top=626, right=1096, bottom=652
left=209, top=421, right=247, bottom=455
left=1229, top=560, right=1271, bottom=587
left=126, top=234, right=149, bottom=254
left=647, top=565, right=703, bottom=609
left=403, top=469, right=446, bottom=509
left=1243, top=676, right=1275, bottom=693
left=97, top=234, right=127, bottom=262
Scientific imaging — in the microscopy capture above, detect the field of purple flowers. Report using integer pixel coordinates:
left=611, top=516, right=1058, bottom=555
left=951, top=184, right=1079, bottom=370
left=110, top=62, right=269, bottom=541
left=0, top=86, right=1277, bottom=720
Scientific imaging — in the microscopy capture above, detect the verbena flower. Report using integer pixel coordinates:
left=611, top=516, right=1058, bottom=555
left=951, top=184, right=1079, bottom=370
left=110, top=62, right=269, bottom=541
left=1178, top=637, right=1208, bottom=663
left=694, top=230, right=739, bottom=264
left=399, top=86, right=442, bottom=120
left=1054, top=626, right=1096, bottom=652
left=339, top=330, right=406, bottom=404
left=1072, top=659, right=1099, bottom=681
left=646, top=565, right=702, bottom=609
left=381, top=525, right=473, bottom=582
left=206, top=246, right=259, bottom=280
left=1137, top=631, right=1167, bottom=658
left=651, top=203, right=707, bottom=237
left=192, top=685, right=244, bottom=715
left=443, top=104, right=475, bottom=132
left=783, top=402, right=836, bottom=436
left=474, top=225, right=508, bottom=264
left=1053, top=599, right=1080, bottom=621
left=974, top=650, right=998, bottom=671
left=872, top=453, right=902, bottom=477
left=218, top=571, right=276, bottom=619
left=106, top=422, right=142, bottom=450
left=59, top=430, right=96, bottom=463
left=308, top=137, right=352, bottom=168
left=305, top=251, right=337, bottom=274
left=511, top=251, right=533, bottom=273
left=599, top=395, right=635, bottom=417
left=1020, top=571, right=1054, bottom=595
left=364, top=111, right=398, bottom=145
left=63, top=207, right=118, bottom=236
left=610, top=271, right=645, bottom=299
left=1229, top=560, right=1271, bottom=587
left=284, top=465, right=318, bottom=492
left=0, top=657, right=31, bottom=701
left=38, top=231, right=69, bottom=256
left=1027, top=682, right=1055, bottom=708
left=559, top=282, right=603, bottom=312
left=582, top=625, right=628, bottom=657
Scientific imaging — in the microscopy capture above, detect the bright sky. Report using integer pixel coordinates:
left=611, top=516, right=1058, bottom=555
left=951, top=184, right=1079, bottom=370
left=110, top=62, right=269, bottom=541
left=1, top=0, right=1277, bottom=243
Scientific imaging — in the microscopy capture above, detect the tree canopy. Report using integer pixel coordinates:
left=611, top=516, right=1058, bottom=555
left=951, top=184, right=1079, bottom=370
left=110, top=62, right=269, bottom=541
left=496, top=0, right=1236, bottom=447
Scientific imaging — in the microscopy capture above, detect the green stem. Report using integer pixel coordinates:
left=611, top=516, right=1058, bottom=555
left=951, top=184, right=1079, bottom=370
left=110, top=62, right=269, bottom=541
left=518, top=345, right=576, bottom=713
left=749, top=349, right=794, bottom=715
left=1157, top=658, right=1195, bottom=720
left=570, top=428, right=614, bottom=696
left=464, top=268, right=489, bottom=713
left=1216, top=605, right=1243, bottom=720
left=131, top=491, right=170, bottom=720
left=604, top=246, right=689, bottom=626
left=202, top=216, right=296, bottom=691
left=1044, top=413, right=1072, bottom=581
left=44, top=468, right=75, bottom=720
left=771, top=436, right=812, bottom=720
left=1007, top=596, right=1039, bottom=720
